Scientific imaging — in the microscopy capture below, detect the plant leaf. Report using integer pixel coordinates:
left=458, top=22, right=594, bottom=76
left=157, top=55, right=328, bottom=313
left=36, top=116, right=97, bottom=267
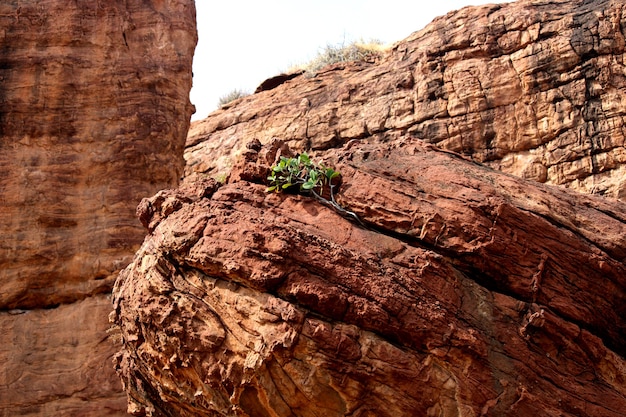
left=299, top=152, right=310, bottom=164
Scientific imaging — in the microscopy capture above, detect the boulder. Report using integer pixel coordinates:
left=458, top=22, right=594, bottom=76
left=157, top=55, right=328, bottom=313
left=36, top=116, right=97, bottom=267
left=113, top=137, right=626, bottom=416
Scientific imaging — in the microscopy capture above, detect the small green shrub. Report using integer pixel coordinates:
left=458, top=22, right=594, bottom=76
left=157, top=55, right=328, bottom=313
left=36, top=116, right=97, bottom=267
left=267, top=152, right=339, bottom=194
left=217, top=89, right=250, bottom=108
left=267, top=153, right=365, bottom=226
left=213, top=172, right=228, bottom=184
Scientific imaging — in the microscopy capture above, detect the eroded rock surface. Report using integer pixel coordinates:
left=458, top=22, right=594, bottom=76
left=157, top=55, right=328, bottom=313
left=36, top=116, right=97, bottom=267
left=0, top=1, right=196, bottom=415
left=113, top=0, right=626, bottom=415
left=1, top=295, right=125, bottom=416
left=186, top=0, right=626, bottom=199
left=113, top=137, right=626, bottom=416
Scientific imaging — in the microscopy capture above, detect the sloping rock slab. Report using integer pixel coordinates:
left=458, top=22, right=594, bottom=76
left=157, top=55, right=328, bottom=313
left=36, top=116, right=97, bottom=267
left=185, top=0, right=626, bottom=200
left=113, top=137, right=626, bottom=416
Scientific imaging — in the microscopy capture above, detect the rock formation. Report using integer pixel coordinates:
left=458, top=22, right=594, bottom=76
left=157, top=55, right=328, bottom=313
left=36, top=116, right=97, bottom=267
left=0, top=1, right=196, bottom=415
left=113, top=136, right=626, bottom=416
left=186, top=0, right=626, bottom=200
left=112, top=0, right=626, bottom=415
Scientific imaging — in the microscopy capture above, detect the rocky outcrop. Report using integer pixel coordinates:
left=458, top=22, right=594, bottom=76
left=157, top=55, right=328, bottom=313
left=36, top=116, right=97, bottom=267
left=112, top=0, right=626, bottom=415
left=0, top=1, right=196, bottom=415
left=113, top=137, right=626, bottom=416
left=186, top=0, right=626, bottom=200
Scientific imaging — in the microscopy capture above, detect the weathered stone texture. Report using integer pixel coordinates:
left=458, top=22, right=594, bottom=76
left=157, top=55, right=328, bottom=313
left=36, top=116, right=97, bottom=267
left=0, top=0, right=196, bottom=415
left=113, top=0, right=626, bottom=415
left=113, top=137, right=626, bottom=416
left=186, top=0, right=626, bottom=199
left=0, top=0, right=196, bottom=309
left=0, top=295, right=125, bottom=416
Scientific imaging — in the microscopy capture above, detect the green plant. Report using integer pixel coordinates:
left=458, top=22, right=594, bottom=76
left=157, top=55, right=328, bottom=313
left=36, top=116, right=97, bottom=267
left=267, top=153, right=364, bottom=226
left=267, top=153, right=338, bottom=193
left=217, top=89, right=250, bottom=108
left=213, top=172, right=228, bottom=184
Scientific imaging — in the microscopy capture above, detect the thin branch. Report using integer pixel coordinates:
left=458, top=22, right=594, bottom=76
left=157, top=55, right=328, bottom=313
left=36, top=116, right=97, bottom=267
left=309, top=188, right=367, bottom=228
left=267, top=153, right=366, bottom=228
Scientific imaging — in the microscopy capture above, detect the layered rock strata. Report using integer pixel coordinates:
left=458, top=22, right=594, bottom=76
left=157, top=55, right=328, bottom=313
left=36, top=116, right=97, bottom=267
left=112, top=0, right=626, bottom=415
left=0, top=1, right=196, bottom=415
left=186, top=0, right=626, bottom=199
left=113, top=137, right=626, bottom=416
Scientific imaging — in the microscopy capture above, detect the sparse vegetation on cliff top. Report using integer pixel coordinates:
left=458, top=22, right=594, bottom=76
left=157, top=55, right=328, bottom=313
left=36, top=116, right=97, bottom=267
left=217, top=89, right=250, bottom=108
left=292, top=39, right=387, bottom=76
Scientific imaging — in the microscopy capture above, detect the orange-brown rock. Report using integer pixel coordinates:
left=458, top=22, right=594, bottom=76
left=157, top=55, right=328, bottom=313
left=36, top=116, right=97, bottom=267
left=1, top=295, right=124, bottom=416
left=112, top=0, right=626, bottom=415
left=186, top=0, right=626, bottom=200
left=113, top=137, right=626, bottom=416
left=0, top=0, right=196, bottom=415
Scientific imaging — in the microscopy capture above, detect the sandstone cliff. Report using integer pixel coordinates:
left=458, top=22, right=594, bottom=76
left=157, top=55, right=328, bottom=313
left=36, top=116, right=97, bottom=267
left=112, top=0, right=626, bottom=415
left=186, top=0, right=626, bottom=200
left=0, top=1, right=196, bottom=415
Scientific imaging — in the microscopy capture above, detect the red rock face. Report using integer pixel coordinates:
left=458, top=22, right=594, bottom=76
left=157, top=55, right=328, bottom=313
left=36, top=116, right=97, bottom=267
left=113, top=137, right=626, bottom=416
left=0, top=1, right=196, bottom=415
left=112, top=0, right=626, bottom=415
left=186, top=0, right=626, bottom=200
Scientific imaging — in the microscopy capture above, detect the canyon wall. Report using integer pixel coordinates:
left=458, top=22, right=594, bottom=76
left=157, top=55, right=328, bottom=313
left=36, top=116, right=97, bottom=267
left=113, top=0, right=626, bottom=416
left=186, top=0, right=626, bottom=200
left=0, top=1, right=196, bottom=415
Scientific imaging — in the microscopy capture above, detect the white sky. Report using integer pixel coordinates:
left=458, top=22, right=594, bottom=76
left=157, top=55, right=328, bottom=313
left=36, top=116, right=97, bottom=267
left=191, top=1, right=513, bottom=121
